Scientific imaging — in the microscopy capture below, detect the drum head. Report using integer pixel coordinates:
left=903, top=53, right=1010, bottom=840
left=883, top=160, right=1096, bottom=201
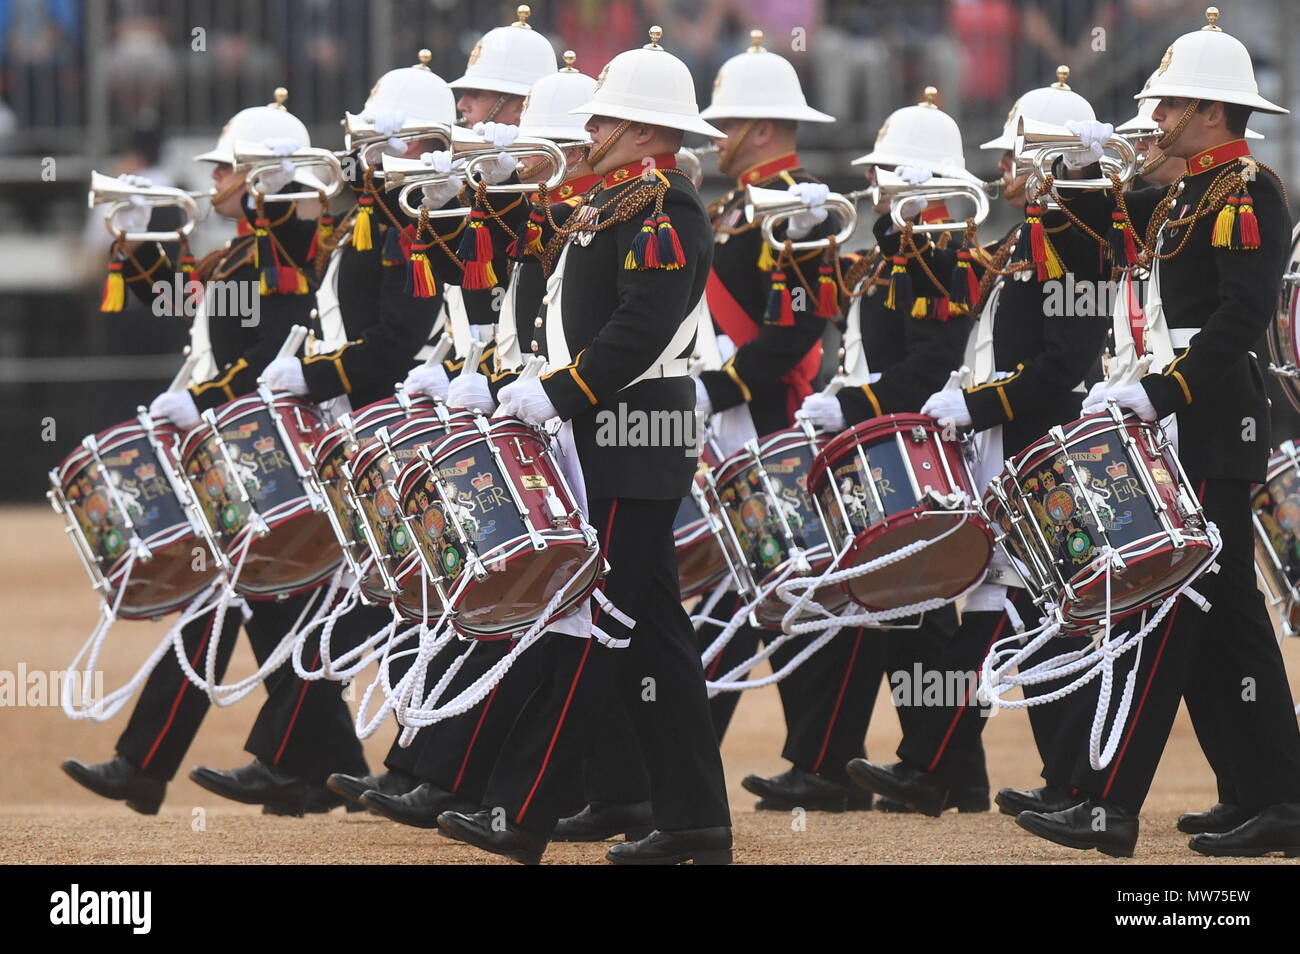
left=1067, top=540, right=1213, bottom=623
left=677, top=534, right=728, bottom=600
left=116, top=539, right=218, bottom=619
left=236, top=512, right=341, bottom=598
left=844, top=514, right=992, bottom=612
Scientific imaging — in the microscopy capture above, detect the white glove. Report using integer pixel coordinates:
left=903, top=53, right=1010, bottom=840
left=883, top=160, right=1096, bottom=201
left=920, top=388, right=972, bottom=428
left=1061, top=120, right=1114, bottom=170
left=896, top=165, right=934, bottom=186
left=785, top=182, right=830, bottom=239
left=482, top=151, right=520, bottom=185
left=1080, top=379, right=1111, bottom=414
left=403, top=363, right=450, bottom=401
left=257, top=137, right=301, bottom=194
left=694, top=377, right=713, bottom=416
left=149, top=389, right=201, bottom=430
left=367, top=109, right=408, bottom=154
left=495, top=376, right=558, bottom=425
left=420, top=150, right=464, bottom=208
left=110, top=175, right=154, bottom=234
left=1086, top=382, right=1157, bottom=422
left=447, top=370, right=495, bottom=412
left=798, top=392, right=846, bottom=432
left=473, top=122, right=520, bottom=150
left=262, top=356, right=308, bottom=395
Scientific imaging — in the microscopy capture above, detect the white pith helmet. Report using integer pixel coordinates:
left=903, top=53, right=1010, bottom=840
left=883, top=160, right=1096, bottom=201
left=195, top=88, right=327, bottom=190
left=852, top=87, right=977, bottom=183
left=1119, top=66, right=1263, bottom=139
left=570, top=26, right=725, bottom=138
left=449, top=5, right=558, bottom=98
left=519, top=51, right=597, bottom=142
left=1136, top=6, right=1286, bottom=115
left=347, top=50, right=479, bottom=146
left=981, top=66, right=1095, bottom=151
left=699, top=30, right=833, bottom=123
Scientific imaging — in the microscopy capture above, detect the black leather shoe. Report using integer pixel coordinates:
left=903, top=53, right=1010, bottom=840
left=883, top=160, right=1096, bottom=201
left=1188, top=803, right=1300, bottom=857
left=553, top=801, right=654, bottom=841
left=62, top=756, right=165, bottom=815
left=845, top=759, right=949, bottom=817
left=1177, top=802, right=1251, bottom=835
left=995, top=785, right=1080, bottom=817
left=607, top=827, right=733, bottom=865
left=437, top=810, right=548, bottom=865
left=877, top=785, right=990, bottom=814
left=362, top=782, right=476, bottom=829
left=263, top=783, right=365, bottom=815
left=189, top=759, right=308, bottom=815
left=326, top=769, right=416, bottom=806
left=742, top=767, right=860, bottom=812
left=1016, top=799, right=1139, bottom=858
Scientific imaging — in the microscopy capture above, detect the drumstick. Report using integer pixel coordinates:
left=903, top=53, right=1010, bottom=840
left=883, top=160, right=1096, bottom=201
left=519, top=355, right=545, bottom=381
left=276, top=325, right=310, bottom=362
left=822, top=376, right=845, bottom=397
left=167, top=346, right=198, bottom=393
left=942, top=366, right=969, bottom=393
left=463, top=338, right=486, bottom=377
left=1112, top=352, right=1153, bottom=388
left=424, top=334, right=454, bottom=368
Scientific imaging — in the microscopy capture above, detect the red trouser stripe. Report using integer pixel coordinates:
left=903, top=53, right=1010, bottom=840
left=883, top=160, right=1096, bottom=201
left=274, top=648, right=320, bottom=765
left=927, top=612, right=1009, bottom=773
left=515, top=499, right=619, bottom=824
left=452, top=682, right=501, bottom=793
left=812, top=628, right=864, bottom=772
left=141, top=612, right=217, bottom=770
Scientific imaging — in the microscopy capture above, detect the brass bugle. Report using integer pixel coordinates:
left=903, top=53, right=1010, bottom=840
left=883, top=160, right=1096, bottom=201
left=455, top=137, right=568, bottom=193
left=744, top=184, right=859, bottom=251
left=380, top=153, right=474, bottom=219
left=233, top=141, right=347, bottom=202
left=88, top=170, right=204, bottom=242
left=863, top=169, right=991, bottom=233
left=1013, top=116, right=1137, bottom=208
left=342, top=112, right=457, bottom=174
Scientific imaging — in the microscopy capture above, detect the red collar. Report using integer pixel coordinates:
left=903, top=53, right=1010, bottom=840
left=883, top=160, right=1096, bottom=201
left=235, top=218, right=253, bottom=237
left=600, top=154, right=678, bottom=190
left=920, top=203, right=951, bottom=224
left=1186, top=138, right=1251, bottom=176
left=735, top=152, right=800, bottom=188
left=555, top=172, right=604, bottom=200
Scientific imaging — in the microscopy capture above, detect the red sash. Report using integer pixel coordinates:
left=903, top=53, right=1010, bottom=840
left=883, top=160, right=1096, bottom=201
left=706, top=269, right=822, bottom=423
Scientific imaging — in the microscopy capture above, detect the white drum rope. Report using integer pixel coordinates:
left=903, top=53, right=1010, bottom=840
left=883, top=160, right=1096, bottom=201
left=689, top=576, right=735, bottom=631
left=979, top=523, right=1223, bottom=770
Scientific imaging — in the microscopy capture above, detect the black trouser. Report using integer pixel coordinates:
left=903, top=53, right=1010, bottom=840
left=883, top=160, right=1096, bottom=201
left=897, top=588, right=1090, bottom=787
left=1061, top=478, right=1300, bottom=814
left=116, top=589, right=368, bottom=784
left=480, top=497, right=731, bottom=837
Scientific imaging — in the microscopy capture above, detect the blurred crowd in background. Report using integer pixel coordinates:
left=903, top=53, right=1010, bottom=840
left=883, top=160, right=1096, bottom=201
left=0, top=0, right=1295, bottom=498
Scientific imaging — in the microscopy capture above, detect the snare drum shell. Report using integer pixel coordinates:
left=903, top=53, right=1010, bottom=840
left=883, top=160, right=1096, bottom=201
left=809, top=414, right=992, bottom=612
left=55, top=416, right=217, bottom=619
left=179, top=391, right=339, bottom=599
left=1252, top=445, right=1300, bottom=634
left=1001, top=412, right=1214, bottom=625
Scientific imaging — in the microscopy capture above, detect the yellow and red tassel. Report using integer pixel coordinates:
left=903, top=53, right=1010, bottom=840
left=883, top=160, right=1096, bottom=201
left=407, top=239, right=437, bottom=298
left=1108, top=210, right=1138, bottom=269
left=883, top=255, right=914, bottom=314
left=99, top=260, right=125, bottom=312
left=457, top=208, right=497, bottom=289
left=308, top=210, right=334, bottom=262
left=381, top=222, right=406, bottom=267
left=653, top=214, right=686, bottom=269
left=1020, top=203, right=1064, bottom=281
left=179, top=237, right=203, bottom=302
left=1213, top=187, right=1260, bottom=250
left=352, top=195, right=375, bottom=251
left=509, top=204, right=546, bottom=260
left=624, top=215, right=657, bottom=269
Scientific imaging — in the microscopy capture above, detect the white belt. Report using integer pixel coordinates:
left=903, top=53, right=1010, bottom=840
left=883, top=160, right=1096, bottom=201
left=636, top=357, right=691, bottom=381
left=1169, top=328, right=1198, bottom=349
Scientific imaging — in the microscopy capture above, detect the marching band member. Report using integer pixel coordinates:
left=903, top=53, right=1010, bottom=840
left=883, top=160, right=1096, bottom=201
left=63, top=90, right=370, bottom=816
left=1017, top=8, right=1300, bottom=858
left=843, top=67, right=1111, bottom=818
left=434, top=28, right=734, bottom=865
left=777, top=89, right=990, bottom=815
left=353, top=54, right=608, bottom=831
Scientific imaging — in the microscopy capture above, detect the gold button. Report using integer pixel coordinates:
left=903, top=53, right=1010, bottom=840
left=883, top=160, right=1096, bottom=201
left=530, top=341, right=539, bottom=352
left=533, top=317, right=543, bottom=327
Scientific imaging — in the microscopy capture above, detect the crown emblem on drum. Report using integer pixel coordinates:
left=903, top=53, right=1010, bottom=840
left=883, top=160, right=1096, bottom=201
left=254, top=436, right=275, bottom=454
left=472, top=472, right=494, bottom=491
left=1106, top=460, right=1129, bottom=479
left=134, top=463, right=156, bottom=480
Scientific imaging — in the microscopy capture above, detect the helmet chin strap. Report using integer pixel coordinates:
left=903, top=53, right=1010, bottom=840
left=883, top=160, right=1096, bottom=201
left=210, top=173, right=248, bottom=209
left=484, top=93, right=511, bottom=122
left=586, top=119, right=632, bottom=168
left=717, top=119, right=756, bottom=177
left=1155, top=98, right=1199, bottom=153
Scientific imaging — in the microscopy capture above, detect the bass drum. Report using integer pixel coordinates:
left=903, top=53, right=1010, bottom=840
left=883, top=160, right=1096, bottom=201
left=1266, top=221, right=1300, bottom=413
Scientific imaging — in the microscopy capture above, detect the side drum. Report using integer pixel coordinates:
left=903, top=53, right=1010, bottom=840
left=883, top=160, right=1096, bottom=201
left=1251, top=441, right=1300, bottom=637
